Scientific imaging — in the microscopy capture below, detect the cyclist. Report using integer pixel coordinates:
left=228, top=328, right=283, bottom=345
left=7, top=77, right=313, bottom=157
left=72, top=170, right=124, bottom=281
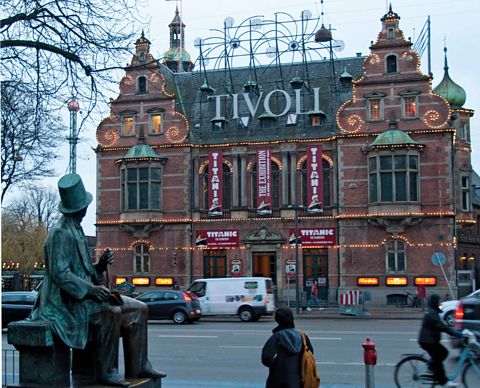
left=418, top=293, right=464, bottom=387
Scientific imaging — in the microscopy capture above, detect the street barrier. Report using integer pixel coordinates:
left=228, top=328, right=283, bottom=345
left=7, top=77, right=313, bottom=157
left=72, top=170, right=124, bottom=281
left=339, top=290, right=366, bottom=316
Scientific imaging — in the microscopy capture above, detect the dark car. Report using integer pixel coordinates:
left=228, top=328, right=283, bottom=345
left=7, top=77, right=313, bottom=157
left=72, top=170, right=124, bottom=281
left=136, top=290, right=202, bottom=324
left=2, top=291, right=37, bottom=328
left=452, top=296, right=480, bottom=348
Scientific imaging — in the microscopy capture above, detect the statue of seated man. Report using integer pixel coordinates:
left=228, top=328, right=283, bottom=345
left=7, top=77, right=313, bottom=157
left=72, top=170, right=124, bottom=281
left=29, top=173, right=165, bottom=386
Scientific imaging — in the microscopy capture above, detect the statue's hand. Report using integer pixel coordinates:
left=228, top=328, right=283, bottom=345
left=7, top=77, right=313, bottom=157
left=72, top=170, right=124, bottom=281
left=96, top=248, right=114, bottom=272
left=88, top=285, right=111, bottom=302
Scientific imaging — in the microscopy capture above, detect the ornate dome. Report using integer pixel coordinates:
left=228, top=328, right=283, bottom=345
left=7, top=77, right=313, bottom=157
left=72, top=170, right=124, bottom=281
left=433, top=47, right=466, bottom=108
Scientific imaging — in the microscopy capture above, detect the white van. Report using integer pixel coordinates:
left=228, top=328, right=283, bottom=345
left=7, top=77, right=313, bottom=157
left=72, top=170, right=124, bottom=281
left=187, top=277, right=275, bottom=321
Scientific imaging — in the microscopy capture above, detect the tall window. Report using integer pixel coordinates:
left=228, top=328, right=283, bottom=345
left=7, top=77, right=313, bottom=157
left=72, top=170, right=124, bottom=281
left=368, top=99, right=382, bottom=121
left=460, top=122, right=470, bottom=142
left=386, top=240, right=406, bottom=273
left=369, top=154, right=419, bottom=203
left=121, top=116, right=135, bottom=136
left=150, top=113, right=163, bottom=135
left=462, top=175, right=470, bottom=211
left=403, top=96, right=417, bottom=118
left=250, top=162, right=280, bottom=209
left=203, top=250, right=226, bottom=278
left=121, top=166, right=162, bottom=211
left=387, top=27, right=395, bottom=40
left=386, top=55, right=397, bottom=73
left=134, top=244, right=150, bottom=273
left=137, top=76, right=147, bottom=94
left=201, top=164, right=231, bottom=210
left=301, top=159, right=331, bottom=207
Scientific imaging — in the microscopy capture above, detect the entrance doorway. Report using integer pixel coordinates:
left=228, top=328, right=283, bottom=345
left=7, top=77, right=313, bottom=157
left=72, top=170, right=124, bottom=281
left=303, top=249, right=328, bottom=300
left=252, top=252, right=276, bottom=284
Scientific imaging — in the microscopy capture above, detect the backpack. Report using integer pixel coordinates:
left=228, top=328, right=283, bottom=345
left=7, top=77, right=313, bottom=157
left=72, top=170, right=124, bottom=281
left=300, top=330, right=320, bottom=388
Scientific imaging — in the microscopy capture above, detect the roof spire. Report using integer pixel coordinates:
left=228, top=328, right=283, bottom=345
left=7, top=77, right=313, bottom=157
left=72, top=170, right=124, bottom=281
left=443, top=44, right=449, bottom=72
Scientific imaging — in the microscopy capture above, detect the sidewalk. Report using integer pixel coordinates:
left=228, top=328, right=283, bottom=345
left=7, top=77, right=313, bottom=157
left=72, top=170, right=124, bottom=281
left=292, top=306, right=424, bottom=320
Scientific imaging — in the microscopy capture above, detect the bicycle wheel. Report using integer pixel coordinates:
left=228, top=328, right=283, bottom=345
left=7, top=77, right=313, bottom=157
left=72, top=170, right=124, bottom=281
left=462, top=359, right=480, bottom=388
left=394, top=355, right=431, bottom=388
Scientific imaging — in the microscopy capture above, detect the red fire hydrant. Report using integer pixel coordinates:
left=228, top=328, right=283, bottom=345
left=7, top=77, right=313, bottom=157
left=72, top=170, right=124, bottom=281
left=362, top=338, right=377, bottom=388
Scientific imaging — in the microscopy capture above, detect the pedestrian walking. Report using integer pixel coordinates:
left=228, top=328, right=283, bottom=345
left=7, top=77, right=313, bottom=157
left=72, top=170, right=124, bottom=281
left=261, top=306, right=315, bottom=388
left=306, top=280, right=323, bottom=311
left=416, top=283, right=427, bottom=311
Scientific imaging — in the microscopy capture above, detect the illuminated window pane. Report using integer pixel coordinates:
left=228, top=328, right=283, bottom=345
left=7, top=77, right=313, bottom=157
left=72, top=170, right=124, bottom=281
left=150, top=114, right=163, bottom=134
left=122, top=116, right=134, bottom=136
left=403, top=97, right=417, bottom=118
left=368, top=99, right=381, bottom=120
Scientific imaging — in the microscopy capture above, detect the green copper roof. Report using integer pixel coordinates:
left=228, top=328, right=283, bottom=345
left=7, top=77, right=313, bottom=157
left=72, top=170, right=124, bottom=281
left=371, top=129, right=419, bottom=146
left=122, top=143, right=160, bottom=159
left=433, top=47, right=466, bottom=108
left=163, top=48, right=192, bottom=63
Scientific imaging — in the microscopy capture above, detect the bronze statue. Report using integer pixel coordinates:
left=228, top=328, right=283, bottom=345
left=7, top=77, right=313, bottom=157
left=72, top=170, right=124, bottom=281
left=29, top=173, right=165, bottom=386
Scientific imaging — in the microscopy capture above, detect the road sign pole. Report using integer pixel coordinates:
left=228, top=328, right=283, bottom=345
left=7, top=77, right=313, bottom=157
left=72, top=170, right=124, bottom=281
left=435, top=253, right=454, bottom=297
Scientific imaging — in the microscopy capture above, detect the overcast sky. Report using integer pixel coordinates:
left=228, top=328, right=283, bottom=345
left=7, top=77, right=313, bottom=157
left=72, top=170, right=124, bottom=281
left=16, top=0, right=479, bottom=236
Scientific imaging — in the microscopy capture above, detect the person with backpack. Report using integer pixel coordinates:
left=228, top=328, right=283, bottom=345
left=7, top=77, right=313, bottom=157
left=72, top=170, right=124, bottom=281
left=306, top=280, right=324, bottom=311
left=261, top=305, right=319, bottom=388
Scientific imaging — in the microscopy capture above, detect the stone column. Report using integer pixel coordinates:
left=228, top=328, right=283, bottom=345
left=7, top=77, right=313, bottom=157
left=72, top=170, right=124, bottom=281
left=290, top=152, right=297, bottom=205
left=281, top=151, right=289, bottom=207
left=232, top=155, right=239, bottom=207
left=240, top=153, right=247, bottom=207
left=193, top=156, right=199, bottom=209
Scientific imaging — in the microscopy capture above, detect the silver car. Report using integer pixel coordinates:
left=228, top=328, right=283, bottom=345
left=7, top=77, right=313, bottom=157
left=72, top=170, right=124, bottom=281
left=440, top=289, right=480, bottom=326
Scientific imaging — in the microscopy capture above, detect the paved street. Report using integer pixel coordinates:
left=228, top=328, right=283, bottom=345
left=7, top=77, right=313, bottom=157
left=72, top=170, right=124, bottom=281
left=3, top=316, right=436, bottom=387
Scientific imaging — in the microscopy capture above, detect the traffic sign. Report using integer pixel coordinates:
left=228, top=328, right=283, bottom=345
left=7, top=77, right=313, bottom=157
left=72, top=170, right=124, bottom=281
left=431, top=252, right=446, bottom=266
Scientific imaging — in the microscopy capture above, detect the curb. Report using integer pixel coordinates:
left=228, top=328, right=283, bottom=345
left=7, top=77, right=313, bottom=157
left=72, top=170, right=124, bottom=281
left=291, top=307, right=424, bottom=320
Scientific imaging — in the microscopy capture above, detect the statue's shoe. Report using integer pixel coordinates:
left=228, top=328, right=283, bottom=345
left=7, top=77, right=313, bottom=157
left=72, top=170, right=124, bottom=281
left=138, top=367, right=167, bottom=378
left=98, top=374, right=130, bottom=387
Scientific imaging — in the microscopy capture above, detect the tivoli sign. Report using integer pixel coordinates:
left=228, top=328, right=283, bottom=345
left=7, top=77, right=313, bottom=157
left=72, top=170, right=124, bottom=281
left=208, top=87, right=323, bottom=121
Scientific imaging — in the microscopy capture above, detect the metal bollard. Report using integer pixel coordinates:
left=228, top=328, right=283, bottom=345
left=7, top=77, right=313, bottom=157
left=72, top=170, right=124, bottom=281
left=362, top=337, right=377, bottom=388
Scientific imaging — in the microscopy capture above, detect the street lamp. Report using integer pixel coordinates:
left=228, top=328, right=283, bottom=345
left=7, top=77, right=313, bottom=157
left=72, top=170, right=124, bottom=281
left=289, top=204, right=304, bottom=314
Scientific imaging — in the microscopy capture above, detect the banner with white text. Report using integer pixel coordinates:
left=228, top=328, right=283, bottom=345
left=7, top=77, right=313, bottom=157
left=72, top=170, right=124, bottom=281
left=195, top=230, right=239, bottom=248
left=256, top=148, right=272, bottom=215
left=306, top=145, right=323, bottom=214
left=208, top=151, right=223, bottom=216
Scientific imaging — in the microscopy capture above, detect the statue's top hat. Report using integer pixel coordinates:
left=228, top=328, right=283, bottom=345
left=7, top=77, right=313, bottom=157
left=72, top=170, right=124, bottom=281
left=58, top=173, right=93, bottom=214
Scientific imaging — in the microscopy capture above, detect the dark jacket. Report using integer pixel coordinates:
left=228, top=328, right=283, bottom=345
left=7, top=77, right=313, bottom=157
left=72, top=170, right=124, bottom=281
left=418, top=294, right=462, bottom=345
left=261, top=324, right=314, bottom=388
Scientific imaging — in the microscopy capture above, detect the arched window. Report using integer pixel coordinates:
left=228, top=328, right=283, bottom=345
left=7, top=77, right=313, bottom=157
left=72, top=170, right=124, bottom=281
left=201, top=163, right=231, bottom=210
left=386, top=239, right=406, bottom=273
left=386, top=55, right=397, bottom=73
left=301, top=159, right=331, bottom=207
left=250, top=162, right=280, bottom=209
left=137, top=76, right=147, bottom=94
left=133, top=243, right=150, bottom=273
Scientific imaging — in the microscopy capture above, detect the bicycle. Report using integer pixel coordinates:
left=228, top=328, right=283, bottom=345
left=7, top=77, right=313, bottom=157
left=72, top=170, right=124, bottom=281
left=394, top=330, right=480, bottom=387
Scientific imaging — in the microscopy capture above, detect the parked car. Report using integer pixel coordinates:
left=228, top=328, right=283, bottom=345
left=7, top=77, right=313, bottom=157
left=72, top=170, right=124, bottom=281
left=136, top=290, right=202, bottom=324
left=2, top=291, right=37, bottom=328
left=451, top=296, right=480, bottom=349
left=440, top=289, right=480, bottom=326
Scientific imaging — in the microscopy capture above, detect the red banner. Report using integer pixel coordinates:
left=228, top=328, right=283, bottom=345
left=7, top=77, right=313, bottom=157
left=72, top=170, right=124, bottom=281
left=208, top=151, right=223, bottom=216
left=306, top=145, right=323, bottom=214
left=256, top=149, right=272, bottom=215
left=195, top=230, right=239, bottom=248
left=288, top=227, right=336, bottom=246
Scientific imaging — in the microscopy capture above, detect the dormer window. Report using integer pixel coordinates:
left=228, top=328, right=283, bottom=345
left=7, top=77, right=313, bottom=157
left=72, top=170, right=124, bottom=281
left=309, top=111, right=326, bottom=127
left=259, top=112, right=276, bottom=130
left=386, top=55, right=397, bottom=73
left=211, top=117, right=226, bottom=130
left=387, top=27, right=395, bottom=40
left=287, top=113, right=297, bottom=125
left=137, top=76, right=147, bottom=94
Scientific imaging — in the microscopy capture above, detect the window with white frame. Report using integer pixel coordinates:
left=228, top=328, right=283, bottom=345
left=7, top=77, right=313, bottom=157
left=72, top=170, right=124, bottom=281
left=121, top=165, right=162, bottom=211
left=369, top=154, right=419, bottom=203
left=460, top=122, right=470, bottom=142
left=368, top=99, right=382, bottom=121
left=134, top=243, right=150, bottom=273
left=121, top=115, right=135, bottom=136
left=461, top=175, right=470, bottom=211
left=402, top=96, right=418, bottom=118
left=386, top=239, right=406, bottom=273
left=149, top=113, right=163, bottom=135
